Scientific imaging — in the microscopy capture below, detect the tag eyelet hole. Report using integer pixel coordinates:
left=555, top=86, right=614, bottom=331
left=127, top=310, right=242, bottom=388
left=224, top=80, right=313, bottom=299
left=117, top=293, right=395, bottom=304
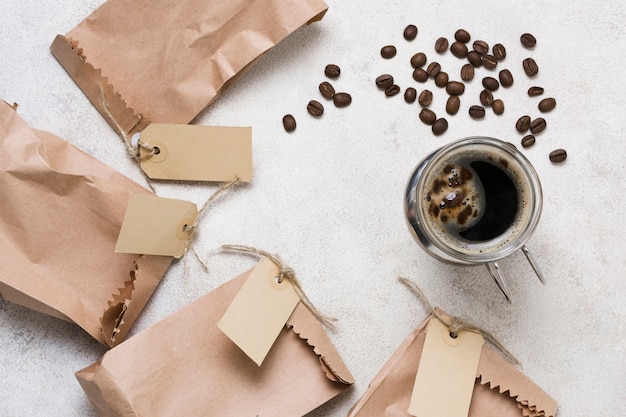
left=449, top=331, right=458, bottom=339
left=153, top=146, right=161, bottom=155
left=274, top=275, right=283, bottom=284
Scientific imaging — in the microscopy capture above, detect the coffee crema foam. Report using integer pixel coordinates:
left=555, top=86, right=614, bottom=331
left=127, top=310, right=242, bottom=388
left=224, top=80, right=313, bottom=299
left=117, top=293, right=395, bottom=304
left=420, top=145, right=532, bottom=256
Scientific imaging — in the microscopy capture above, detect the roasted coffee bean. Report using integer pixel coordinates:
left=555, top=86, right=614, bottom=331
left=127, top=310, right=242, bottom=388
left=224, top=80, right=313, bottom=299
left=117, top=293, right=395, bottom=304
left=324, top=64, right=340, bottom=79
left=404, top=24, right=418, bottom=41
left=419, top=108, right=437, bottom=125
left=307, top=100, right=324, bottom=116
left=418, top=89, right=433, bottom=106
left=538, top=97, right=557, bottom=112
left=528, top=86, right=544, bottom=96
left=319, top=81, right=335, bottom=99
left=412, top=68, right=428, bottom=82
left=482, top=54, right=498, bottom=70
left=435, top=71, right=449, bottom=87
left=516, top=115, right=531, bottom=132
left=404, top=87, right=417, bottom=103
left=492, top=99, right=505, bottom=115
left=435, top=37, right=449, bottom=53
left=482, top=76, right=499, bottom=91
left=446, top=81, right=465, bottom=96
left=523, top=57, right=539, bottom=77
left=530, top=117, right=546, bottom=134
left=549, top=149, right=567, bottom=163
left=469, top=105, right=486, bottom=119
left=375, top=74, right=394, bottom=90
left=520, top=33, right=537, bottom=48
left=381, top=45, right=397, bottom=59
left=498, top=69, right=514, bottom=87
left=466, top=51, right=481, bottom=68
left=432, top=118, right=448, bottom=135
left=521, top=134, right=536, bottom=148
left=479, top=89, right=494, bottom=106
left=333, top=92, right=352, bottom=108
left=492, top=43, right=507, bottom=60
left=460, top=64, right=474, bottom=81
left=446, top=95, right=460, bottom=115
left=410, top=52, right=427, bottom=68
left=450, top=41, right=468, bottom=58
left=426, top=62, right=441, bottom=78
left=282, top=114, right=296, bottom=132
left=454, top=29, right=471, bottom=43
left=385, top=84, right=401, bottom=97
left=473, top=40, right=489, bottom=55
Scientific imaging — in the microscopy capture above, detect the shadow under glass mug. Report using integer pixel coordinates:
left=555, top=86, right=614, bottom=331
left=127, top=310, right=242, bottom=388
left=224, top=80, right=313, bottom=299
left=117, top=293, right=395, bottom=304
left=404, top=136, right=545, bottom=302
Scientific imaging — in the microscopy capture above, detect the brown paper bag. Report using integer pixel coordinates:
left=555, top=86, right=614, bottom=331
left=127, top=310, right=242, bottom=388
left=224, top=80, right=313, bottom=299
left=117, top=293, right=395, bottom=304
left=76, top=266, right=354, bottom=417
left=51, top=0, right=328, bottom=138
left=347, top=310, right=558, bottom=417
left=0, top=100, right=172, bottom=347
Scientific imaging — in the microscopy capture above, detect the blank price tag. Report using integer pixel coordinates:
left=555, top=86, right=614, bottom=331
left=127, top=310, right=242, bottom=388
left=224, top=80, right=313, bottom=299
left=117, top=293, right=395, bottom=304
left=408, top=315, right=484, bottom=417
left=138, top=123, right=252, bottom=182
left=115, top=194, right=198, bottom=258
left=218, top=258, right=300, bottom=366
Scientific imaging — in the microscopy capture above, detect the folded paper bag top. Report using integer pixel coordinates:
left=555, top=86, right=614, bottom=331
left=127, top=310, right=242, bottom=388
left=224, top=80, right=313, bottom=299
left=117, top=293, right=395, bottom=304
left=51, top=0, right=328, bottom=138
left=76, top=266, right=354, bottom=417
left=0, top=100, right=172, bottom=347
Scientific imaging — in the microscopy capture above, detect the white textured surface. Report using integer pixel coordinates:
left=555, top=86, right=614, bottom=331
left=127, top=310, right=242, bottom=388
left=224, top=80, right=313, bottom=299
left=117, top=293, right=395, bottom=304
left=1, top=1, right=625, bottom=416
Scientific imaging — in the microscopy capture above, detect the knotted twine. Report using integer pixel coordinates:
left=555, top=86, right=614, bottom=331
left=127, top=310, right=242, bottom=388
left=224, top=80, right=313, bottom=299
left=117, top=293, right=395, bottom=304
left=399, top=276, right=521, bottom=367
left=220, top=244, right=337, bottom=330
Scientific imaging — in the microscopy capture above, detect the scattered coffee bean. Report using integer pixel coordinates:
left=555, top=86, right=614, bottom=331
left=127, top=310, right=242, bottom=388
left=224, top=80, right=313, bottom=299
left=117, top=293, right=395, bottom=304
left=410, top=52, right=427, bottom=68
left=516, top=115, right=531, bottom=132
left=446, top=95, right=460, bottom=115
left=498, top=69, right=514, bottom=87
left=375, top=74, right=394, bottom=90
left=549, top=148, right=567, bottom=163
left=523, top=57, right=539, bottom=76
left=450, top=41, right=468, bottom=58
left=432, top=118, right=449, bottom=135
left=479, top=89, right=494, bottom=106
left=385, top=84, right=401, bottom=97
left=482, top=54, right=498, bottom=70
left=426, top=62, right=441, bottom=78
left=282, top=114, right=296, bottom=132
left=521, top=134, right=536, bottom=148
left=482, top=76, right=499, bottom=91
left=530, top=117, right=547, bottom=134
left=319, top=81, right=335, bottom=99
left=492, top=99, right=505, bottom=115
left=307, top=100, right=324, bottom=117
left=446, top=81, right=465, bottom=96
left=435, top=71, right=449, bottom=87
left=469, top=105, right=486, bottom=119
left=404, top=87, right=417, bottom=103
left=492, top=43, right=507, bottom=60
left=418, top=89, right=433, bottom=107
left=381, top=45, right=397, bottom=59
left=404, top=24, right=418, bottom=41
left=412, top=67, right=428, bottom=82
left=454, top=29, right=471, bottom=43
left=460, top=64, right=474, bottom=81
left=538, top=97, right=557, bottom=112
left=467, top=50, right=482, bottom=67
left=333, top=92, right=352, bottom=108
left=435, top=37, right=449, bottom=53
left=473, top=40, right=489, bottom=55
left=324, top=64, right=341, bottom=79
left=528, top=86, right=544, bottom=96
left=419, top=108, right=437, bottom=125
left=520, top=33, right=537, bottom=48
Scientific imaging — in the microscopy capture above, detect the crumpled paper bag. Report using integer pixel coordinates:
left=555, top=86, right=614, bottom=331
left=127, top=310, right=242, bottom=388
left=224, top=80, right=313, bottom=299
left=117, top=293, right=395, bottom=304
left=76, top=266, right=354, bottom=417
left=347, top=310, right=557, bottom=417
left=0, top=100, right=172, bottom=347
left=51, top=0, right=328, bottom=138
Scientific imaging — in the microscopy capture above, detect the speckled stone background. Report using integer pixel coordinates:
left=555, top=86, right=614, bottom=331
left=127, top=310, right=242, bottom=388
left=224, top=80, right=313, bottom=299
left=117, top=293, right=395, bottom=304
left=1, top=0, right=624, bottom=416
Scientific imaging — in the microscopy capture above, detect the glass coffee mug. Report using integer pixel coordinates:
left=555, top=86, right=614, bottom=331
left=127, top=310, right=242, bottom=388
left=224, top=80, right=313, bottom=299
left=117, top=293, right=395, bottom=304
left=404, top=137, right=545, bottom=302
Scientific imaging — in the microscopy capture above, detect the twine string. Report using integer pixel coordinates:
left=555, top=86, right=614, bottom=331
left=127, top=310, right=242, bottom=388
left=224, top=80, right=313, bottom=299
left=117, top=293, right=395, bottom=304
left=399, top=276, right=521, bottom=367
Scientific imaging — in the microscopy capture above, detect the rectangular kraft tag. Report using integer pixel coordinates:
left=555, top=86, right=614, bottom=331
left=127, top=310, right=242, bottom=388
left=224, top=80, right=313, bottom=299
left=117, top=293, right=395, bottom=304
left=218, top=257, right=300, bottom=366
left=408, top=315, right=484, bottom=417
left=115, top=194, right=198, bottom=258
left=138, top=124, right=252, bottom=182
